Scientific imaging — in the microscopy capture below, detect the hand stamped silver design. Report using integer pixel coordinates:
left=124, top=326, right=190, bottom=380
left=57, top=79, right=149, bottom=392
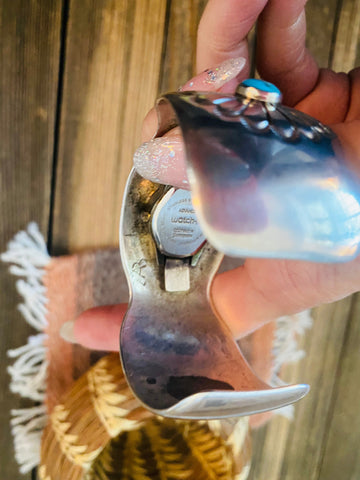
left=155, top=79, right=360, bottom=261
left=131, top=259, right=147, bottom=286
left=187, top=92, right=334, bottom=142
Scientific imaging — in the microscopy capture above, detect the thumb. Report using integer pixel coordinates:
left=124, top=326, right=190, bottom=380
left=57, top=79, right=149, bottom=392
left=60, top=304, right=127, bottom=351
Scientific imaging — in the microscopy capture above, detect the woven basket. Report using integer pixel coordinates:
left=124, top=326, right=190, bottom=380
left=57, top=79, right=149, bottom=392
left=39, top=353, right=251, bottom=480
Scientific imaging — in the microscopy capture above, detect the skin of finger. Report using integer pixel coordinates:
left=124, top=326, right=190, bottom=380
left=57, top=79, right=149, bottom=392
left=250, top=410, right=274, bottom=428
left=246, top=321, right=275, bottom=382
left=196, top=0, right=267, bottom=73
left=346, top=67, right=360, bottom=122
left=256, top=0, right=319, bottom=106
left=140, top=72, right=245, bottom=143
left=244, top=321, right=275, bottom=429
left=211, top=254, right=360, bottom=339
left=134, top=132, right=190, bottom=189
left=295, top=69, right=350, bottom=124
left=295, top=68, right=359, bottom=173
left=73, top=304, right=127, bottom=351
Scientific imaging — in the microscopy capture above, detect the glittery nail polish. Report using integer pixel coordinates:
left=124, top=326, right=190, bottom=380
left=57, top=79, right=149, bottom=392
left=133, top=136, right=188, bottom=188
left=180, top=57, right=246, bottom=92
left=203, top=57, right=246, bottom=87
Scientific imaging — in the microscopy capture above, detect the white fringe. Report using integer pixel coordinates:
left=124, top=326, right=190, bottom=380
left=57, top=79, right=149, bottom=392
left=7, top=334, right=48, bottom=402
left=10, top=405, right=48, bottom=474
left=1, top=222, right=50, bottom=473
left=271, top=310, right=313, bottom=419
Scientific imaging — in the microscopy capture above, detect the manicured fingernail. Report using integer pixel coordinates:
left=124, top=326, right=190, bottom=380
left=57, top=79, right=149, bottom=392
left=180, top=56, right=246, bottom=91
left=60, top=321, right=77, bottom=344
left=204, top=57, right=246, bottom=85
left=133, top=135, right=189, bottom=188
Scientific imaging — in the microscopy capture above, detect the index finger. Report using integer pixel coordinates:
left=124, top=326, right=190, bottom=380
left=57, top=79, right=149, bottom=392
left=257, top=0, right=319, bottom=105
left=196, top=0, right=267, bottom=73
left=197, top=0, right=320, bottom=106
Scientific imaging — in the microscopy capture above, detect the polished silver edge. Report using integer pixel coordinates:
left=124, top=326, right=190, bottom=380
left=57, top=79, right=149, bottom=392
left=153, top=384, right=310, bottom=420
left=119, top=167, right=137, bottom=303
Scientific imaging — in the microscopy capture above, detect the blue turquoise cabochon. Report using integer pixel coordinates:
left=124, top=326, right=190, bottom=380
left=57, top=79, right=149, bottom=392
left=241, top=78, right=281, bottom=94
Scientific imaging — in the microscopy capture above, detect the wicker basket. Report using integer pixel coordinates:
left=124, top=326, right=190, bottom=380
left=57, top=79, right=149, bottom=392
left=39, top=353, right=251, bottom=479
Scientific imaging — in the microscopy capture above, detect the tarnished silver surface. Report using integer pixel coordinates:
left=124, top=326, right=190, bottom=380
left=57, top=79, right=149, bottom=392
left=119, top=170, right=309, bottom=419
left=155, top=86, right=360, bottom=261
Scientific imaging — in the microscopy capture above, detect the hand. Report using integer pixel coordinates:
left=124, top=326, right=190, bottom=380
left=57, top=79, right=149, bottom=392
left=63, top=0, right=360, bottom=351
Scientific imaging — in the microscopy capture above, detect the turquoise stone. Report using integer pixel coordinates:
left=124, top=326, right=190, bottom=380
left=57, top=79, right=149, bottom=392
left=241, top=78, right=281, bottom=94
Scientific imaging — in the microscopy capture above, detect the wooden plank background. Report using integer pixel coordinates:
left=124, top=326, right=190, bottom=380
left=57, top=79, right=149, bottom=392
left=0, top=1, right=63, bottom=478
left=0, top=1, right=359, bottom=479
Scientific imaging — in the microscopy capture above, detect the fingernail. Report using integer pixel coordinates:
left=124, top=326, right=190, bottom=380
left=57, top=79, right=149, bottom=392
left=60, top=321, right=77, bottom=344
left=204, top=57, right=246, bottom=86
left=133, top=136, right=189, bottom=188
left=180, top=56, right=246, bottom=91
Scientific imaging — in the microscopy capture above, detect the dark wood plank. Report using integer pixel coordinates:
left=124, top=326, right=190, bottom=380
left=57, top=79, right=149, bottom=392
left=315, top=5, right=360, bottom=473
left=159, top=0, right=207, bottom=93
left=0, top=1, right=63, bottom=478
left=331, top=0, right=360, bottom=72
left=248, top=298, right=353, bottom=480
left=51, top=0, right=168, bottom=254
left=318, top=294, right=360, bottom=479
left=305, top=0, right=340, bottom=68
left=356, top=27, right=360, bottom=67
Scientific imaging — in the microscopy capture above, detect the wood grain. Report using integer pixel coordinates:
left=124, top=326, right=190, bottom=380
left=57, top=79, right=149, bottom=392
left=356, top=25, right=360, bottom=67
left=51, top=0, right=168, bottom=254
left=0, top=1, right=63, bottom=479
left=331, top=0, right=360, bottom=72
left=318, top=294, right=360, bottom=479
left=305, top=0, right=340, bottom=68
left=248, top=298, right=353, bottom=480
left=159, top=0, right=207, bottom=93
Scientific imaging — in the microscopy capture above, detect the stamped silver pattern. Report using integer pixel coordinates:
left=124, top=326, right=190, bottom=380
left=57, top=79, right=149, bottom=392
left=180, top=92, right=335, bottom=143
